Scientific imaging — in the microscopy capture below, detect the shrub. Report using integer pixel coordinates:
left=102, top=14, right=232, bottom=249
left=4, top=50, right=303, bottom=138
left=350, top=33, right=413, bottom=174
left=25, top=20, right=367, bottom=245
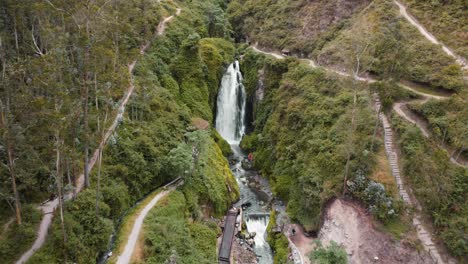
left=348, top=171, right=399, bottom=221
left=309, top=241, right=347, bottom=264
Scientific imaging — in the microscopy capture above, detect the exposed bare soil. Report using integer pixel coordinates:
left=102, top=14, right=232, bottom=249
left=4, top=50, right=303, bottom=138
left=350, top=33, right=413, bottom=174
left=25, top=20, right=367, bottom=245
left=319, top=199, right=433, bottom=264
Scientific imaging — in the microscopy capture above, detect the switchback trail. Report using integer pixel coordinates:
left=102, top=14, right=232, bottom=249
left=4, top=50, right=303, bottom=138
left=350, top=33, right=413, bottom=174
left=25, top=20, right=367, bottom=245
left=250, top=45, right=465, bottom=167
left=250, top=46, right=461, bottom=263
left=394, top=0, right=468, bottom=70
left=15, top=8, right=181, bottom=264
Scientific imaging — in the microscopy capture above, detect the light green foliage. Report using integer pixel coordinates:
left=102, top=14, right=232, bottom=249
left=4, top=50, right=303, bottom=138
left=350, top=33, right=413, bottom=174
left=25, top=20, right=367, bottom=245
left=180, top=131, right=239, bottom=217
left=266, top=210, right=290, bottom=264
left=211, top=129, right=233, bottom=156
left=392, top=116, right=467, bottom=256
left=245, top=54, right=378, bottom=231
left=143, top=191, right=218, bottom=264
left=240, top=133, right=258, bottom=152
left=169, top=36, right=234, bottom=121
left=309, top=241, right=347, bottom=264
left=200, top=38, right=235, bottom=106
left=164, top=142, right=193, bottom=179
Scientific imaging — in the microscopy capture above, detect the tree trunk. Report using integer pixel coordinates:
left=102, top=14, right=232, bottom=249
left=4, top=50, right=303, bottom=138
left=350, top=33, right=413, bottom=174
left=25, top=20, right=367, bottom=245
left=83, top=48, right=90, bottom=188
left=95, top=147, right=102, bottom=216
left=0, top=38, right=21, bottom=225
left=55, top=136, right=68, bottom=258
left=7, top=143, right=22, bottom=225
left=13, top=19, right=19, bottom=51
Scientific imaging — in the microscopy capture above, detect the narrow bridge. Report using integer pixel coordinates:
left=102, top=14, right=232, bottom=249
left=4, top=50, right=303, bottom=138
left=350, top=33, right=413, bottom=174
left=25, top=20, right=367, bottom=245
left=218, top=208, right=240, bottom=264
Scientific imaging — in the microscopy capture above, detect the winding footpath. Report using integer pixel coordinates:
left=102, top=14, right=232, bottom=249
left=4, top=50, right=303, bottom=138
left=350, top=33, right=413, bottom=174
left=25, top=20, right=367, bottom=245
left=394, top=0, right=468, bottom=70
left=116, top=183, right=180, bottom=264
left=251, top=45, right=465, bottom=167
left=15, top=9, right=181, bottom=264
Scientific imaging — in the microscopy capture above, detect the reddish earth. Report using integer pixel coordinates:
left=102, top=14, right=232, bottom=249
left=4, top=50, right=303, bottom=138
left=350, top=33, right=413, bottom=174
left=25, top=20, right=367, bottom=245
left=288, top=224, right=314, bottom=264
left=319, top=199, right=433, bottom=264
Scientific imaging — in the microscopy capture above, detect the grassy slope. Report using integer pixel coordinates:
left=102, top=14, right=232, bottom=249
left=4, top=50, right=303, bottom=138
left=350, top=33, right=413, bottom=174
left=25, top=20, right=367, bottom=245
left=241, top=53, right=399, bottom=231
left=316, top=0, right=464, bottom=91
left=391, top=115, right=467, bottom=257
left=403, top=0, right=468, bottom=59
left=228, top=0, right=370, bottom=54
left=408, top=93, right=468, bottom=159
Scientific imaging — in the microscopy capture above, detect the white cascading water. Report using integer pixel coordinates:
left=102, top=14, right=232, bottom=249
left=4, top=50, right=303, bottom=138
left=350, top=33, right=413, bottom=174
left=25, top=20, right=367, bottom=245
left=216, top=61, right=273, bottom=263
left=215, top=61, right=246, bottom=144
left=245, top=216, right=269, bottom=247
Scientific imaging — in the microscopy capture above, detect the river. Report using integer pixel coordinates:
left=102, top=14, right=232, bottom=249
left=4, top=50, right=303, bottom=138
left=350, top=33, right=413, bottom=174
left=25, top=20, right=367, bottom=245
left=215, top=61, right=274, bottom=263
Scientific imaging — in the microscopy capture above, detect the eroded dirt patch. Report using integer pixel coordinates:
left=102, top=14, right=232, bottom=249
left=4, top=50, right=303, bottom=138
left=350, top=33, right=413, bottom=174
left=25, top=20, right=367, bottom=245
left=319, top=199, right=433, bottom=264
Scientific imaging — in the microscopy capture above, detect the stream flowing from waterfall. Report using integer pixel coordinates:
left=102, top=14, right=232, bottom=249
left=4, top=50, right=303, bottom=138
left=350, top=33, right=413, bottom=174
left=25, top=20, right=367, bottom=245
left=216, top=61, right=274, bottom=263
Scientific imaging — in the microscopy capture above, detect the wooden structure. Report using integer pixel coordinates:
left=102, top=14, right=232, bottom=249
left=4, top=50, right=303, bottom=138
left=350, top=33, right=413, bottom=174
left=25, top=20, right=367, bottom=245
left=218, top=208, right=240, bottom=263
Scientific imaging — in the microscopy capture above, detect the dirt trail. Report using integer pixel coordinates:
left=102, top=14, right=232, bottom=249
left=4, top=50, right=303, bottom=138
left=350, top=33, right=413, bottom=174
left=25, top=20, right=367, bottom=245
left=116, top=186, right=177, bottom=264
left=251, top=46, right=465, bottom=167
left=286, top=224, right=313, bottom=264
left=393, top=101, right=430, bottom=138
left=391, top=93, right=467, bottom=167
left=15, top=9, right=181, bottom=264
left=320, top=199, right=433, bottom=264
left=394, top=0, right=468, bottom=70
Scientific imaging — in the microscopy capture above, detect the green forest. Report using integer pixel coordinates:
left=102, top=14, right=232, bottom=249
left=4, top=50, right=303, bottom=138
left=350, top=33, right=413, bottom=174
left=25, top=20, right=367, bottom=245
left=1, top=0, right=467, bottom=263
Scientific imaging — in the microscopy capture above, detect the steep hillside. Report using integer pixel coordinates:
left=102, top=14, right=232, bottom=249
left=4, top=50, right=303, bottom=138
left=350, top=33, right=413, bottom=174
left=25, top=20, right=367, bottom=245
left=230, top=0, right=464, bottom=92
left=403, top=0, right=468, bottom=59
left=1, top=0, right=239, bottom=263
left=240, top=52, right=399, bottom=232
left=228, top=0, right=371, bottom=54
left=230, top=0, right=467, bottom=260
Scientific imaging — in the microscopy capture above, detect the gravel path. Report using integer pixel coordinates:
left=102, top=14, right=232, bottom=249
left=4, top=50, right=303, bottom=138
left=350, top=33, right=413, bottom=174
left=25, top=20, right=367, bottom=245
left=116, top=187, right=175, bottom=264
left=394, top=0, right=467, bottom=70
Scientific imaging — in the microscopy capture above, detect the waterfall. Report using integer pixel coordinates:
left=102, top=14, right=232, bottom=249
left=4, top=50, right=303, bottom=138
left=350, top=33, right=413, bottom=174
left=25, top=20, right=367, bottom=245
left=215, top=62, right=273, bottom=264
left=246, top=216, right=270, bottom=247
left=215, top=61, right=246, bottom=144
